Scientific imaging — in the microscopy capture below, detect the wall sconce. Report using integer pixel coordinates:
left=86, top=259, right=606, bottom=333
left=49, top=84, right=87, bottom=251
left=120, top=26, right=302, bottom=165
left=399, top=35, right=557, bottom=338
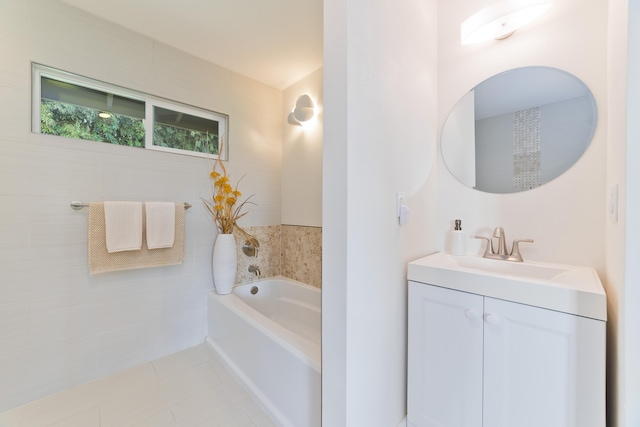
left=287, top=94, right=315, bottom=126
left=461, top=0, right=553, bottom=45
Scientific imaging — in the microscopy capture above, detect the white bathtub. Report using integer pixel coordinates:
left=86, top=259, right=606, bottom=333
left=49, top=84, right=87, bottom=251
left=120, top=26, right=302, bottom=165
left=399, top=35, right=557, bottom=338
left=206, top=276, right=321, bottom=427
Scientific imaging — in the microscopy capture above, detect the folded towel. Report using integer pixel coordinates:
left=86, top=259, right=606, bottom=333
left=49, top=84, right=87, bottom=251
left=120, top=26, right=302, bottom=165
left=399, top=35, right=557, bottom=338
left=145, top=202, right=176, bottom=249
left=89, top=203, right=185, bottom=274
left=104, top=201, right=143, bottom=253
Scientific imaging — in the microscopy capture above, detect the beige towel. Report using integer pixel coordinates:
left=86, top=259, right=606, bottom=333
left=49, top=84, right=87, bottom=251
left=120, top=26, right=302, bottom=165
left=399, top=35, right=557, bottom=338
left=89, top=203, right=185, bottom=274
left=145, top=202, right=176, bottom=249
left=104, top=201, right=143, bottom=253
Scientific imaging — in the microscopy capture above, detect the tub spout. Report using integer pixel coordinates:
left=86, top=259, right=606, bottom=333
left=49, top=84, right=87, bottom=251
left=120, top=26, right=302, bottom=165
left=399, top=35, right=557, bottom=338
left=248, top=265, right=261, bottom=277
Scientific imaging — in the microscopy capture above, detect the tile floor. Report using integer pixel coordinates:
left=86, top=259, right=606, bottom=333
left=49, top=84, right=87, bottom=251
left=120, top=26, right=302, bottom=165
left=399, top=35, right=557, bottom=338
left=0, top=344, right=277, bottom=427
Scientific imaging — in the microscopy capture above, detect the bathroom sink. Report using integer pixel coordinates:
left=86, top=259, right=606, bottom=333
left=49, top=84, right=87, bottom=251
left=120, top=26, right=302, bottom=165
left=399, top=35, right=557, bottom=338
left=450, top=256, right=572, bottom=281
left=408, top=252, right=606, bottom=320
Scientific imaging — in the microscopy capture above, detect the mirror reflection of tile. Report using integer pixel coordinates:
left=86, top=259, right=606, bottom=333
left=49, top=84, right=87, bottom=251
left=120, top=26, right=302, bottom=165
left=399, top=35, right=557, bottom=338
left=514, top=106, right=541, bottom=191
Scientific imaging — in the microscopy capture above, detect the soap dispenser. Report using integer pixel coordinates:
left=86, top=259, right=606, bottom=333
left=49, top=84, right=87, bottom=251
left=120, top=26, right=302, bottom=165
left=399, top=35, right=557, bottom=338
left=449, top=219, right=466, bottom=256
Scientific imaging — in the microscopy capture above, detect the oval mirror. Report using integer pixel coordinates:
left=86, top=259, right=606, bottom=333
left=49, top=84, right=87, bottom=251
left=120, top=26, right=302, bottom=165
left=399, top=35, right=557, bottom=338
left=441, top=66, right=597, bottom=193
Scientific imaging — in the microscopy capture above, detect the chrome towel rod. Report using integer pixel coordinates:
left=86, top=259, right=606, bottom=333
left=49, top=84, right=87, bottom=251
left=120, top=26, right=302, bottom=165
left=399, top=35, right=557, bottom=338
left=70, top=201, right=192, bottom=210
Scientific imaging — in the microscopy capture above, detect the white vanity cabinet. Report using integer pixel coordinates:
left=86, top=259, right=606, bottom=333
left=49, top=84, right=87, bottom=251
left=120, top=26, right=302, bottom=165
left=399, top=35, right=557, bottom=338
left=407, top=282, right=483, bottom=427
left=407, top=281, right=606, bottom=427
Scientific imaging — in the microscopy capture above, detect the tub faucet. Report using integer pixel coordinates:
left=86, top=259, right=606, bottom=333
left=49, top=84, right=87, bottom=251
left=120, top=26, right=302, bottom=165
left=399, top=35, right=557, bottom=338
left=474, top=227, right=534, bottom=262
left=248, top=265, right=261, bottom=277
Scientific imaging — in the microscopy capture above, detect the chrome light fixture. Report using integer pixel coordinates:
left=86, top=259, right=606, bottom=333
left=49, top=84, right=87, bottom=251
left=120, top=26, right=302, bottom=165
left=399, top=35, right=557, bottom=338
left=287, top=94, right=315, bottom=126
left=461, top=0, right=553, bottom=45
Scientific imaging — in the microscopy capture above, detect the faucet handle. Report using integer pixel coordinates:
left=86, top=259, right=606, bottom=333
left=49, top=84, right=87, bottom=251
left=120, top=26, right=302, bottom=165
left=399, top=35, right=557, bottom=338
left=510, top=239, right=534, bottom=262
left=242, top=238, right=260, bottom=258
left=473, top=236, right=494, bottom=256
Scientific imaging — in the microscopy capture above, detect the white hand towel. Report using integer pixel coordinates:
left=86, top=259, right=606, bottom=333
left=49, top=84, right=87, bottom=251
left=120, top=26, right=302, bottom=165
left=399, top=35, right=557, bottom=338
left=104, top=201, right=143, bottom=253
left=146, top=202, right=176, bottom=249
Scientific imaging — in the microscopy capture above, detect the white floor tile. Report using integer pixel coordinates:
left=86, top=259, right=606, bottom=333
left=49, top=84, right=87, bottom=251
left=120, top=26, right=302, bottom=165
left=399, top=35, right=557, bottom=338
left=99, top=382, right=171, bottom=427
left=250, top=412, right=278, bottom=427
left=207, top=356, right=234, bottom=382
left=0, top=406, right=23, bottom=426
left=218, top=413, right=257, bottom=427
left=159, top=362, right=222, bottom=405
left=128, top=410, right=177, bottom=427
left=17, top=363, right=158, bottom=427
left=193, top=400, right=261, bottom=427
left=241, top=399, right=266, bottom=418
left=170, top=379, right=250, bottom=426
left=0, top=344, right=277, bottom=427
left=152, top=344, right=214, bottom=379
left=47, top=406, right=100, bottom=427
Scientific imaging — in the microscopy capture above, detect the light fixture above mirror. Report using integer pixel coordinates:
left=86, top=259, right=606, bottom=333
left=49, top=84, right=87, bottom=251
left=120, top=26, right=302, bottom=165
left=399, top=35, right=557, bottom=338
left=461, top=0, right=553, bottom=45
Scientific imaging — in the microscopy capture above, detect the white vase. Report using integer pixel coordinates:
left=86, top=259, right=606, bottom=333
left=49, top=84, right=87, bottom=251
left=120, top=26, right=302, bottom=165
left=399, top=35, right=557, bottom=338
left=212, top=233, right=237, bottom=294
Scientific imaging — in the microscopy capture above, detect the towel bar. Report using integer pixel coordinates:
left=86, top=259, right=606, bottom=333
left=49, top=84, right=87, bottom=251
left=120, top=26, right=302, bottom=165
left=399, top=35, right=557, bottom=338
left=70, top=201, right=192, bottom=210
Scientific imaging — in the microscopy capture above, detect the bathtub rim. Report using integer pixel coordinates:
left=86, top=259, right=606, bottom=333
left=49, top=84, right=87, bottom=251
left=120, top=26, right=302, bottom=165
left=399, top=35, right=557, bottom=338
left=208, top=275, right=321, bottom=373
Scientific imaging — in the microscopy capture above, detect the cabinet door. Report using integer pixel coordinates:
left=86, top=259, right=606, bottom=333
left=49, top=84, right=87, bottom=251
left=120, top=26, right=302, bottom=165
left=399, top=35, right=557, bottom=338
left=483, top=297, right=606, bottom=427
left=408, top=282, right=484, bottom=427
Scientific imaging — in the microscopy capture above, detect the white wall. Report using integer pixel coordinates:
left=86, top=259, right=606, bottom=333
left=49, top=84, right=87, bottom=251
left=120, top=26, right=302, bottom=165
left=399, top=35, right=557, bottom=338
left=322, top=0, right=438, bottom=425
left=0, top=0, right=282, bottom=411
left=608, top=2, right=640, bottom=426
left=616, top=0, right=640, bottom=427
left=282, top=68, right=323, bottom=227
left=624, top=4, right=640, bottom=425
left=605, top=2, right=627, bottom=426
left=437, top=0, right=608, bottom=274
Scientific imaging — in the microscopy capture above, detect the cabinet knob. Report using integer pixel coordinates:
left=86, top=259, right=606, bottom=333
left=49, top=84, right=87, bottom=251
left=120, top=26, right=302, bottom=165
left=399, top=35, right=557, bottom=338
left=485, top=313, right=500, bottom=325
left=465, top=309, right=480, bottom=321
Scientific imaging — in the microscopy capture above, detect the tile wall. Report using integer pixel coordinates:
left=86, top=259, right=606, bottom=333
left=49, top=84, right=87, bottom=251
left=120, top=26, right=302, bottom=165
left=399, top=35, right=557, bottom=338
left=232, top=225, right=322, bottom=288
left=281, top=225, right=322, bottom=288
left=0, top=0, right=282, bottom=412
left=233, top=225, right=282, bottom=284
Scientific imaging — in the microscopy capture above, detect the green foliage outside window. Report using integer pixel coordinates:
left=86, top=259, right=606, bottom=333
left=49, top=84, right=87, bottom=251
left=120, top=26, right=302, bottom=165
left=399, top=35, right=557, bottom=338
left=153, top=123, right=219, bottom=155
left=40, top=100, right=145, bottom=147
left=40, top=100, right=220, bottom=156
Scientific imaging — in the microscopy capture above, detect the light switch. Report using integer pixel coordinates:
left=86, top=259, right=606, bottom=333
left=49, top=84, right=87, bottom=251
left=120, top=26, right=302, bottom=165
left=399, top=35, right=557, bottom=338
left=397, top=192, right=409, bottom=226
left=399, top=205, right=410, bottom=226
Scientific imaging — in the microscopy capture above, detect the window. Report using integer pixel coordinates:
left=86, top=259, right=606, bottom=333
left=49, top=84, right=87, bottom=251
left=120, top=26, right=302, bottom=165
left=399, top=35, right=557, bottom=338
left=152, top=105, right=221, bottom=156
left=32, top=64, right=228, bottom=159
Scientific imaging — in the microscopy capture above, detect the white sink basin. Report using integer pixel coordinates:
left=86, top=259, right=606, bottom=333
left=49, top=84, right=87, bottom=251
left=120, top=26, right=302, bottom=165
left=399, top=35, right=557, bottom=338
left=408, top=252, right=606, bottom=320
left=451, top=256, right=572, bottom=281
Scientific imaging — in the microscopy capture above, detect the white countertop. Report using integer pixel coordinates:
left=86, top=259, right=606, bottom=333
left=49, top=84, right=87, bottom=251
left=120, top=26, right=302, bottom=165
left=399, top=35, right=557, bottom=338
left=408, top=252, right=607, bottom=321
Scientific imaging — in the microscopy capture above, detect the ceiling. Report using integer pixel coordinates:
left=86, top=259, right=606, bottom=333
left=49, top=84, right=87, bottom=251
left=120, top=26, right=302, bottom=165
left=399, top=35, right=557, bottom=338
left=61, top=0, right=323, bottom=90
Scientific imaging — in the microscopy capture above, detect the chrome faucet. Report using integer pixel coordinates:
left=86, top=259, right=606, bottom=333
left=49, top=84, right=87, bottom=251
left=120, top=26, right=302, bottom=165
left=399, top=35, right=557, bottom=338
left=474, top=227, right=533, bottom=262
left=248, top=265, right=261, bottom=277
left=493, top=226, right=508, bottom=256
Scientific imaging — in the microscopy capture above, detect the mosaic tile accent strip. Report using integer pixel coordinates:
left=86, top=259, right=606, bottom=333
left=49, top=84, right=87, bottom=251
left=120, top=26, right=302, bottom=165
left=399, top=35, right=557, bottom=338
left=281, top=225, right=322, bottom=288
left=513, top=107, right=541, bottom=191
left=233, top=225, right=281, bottom=284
